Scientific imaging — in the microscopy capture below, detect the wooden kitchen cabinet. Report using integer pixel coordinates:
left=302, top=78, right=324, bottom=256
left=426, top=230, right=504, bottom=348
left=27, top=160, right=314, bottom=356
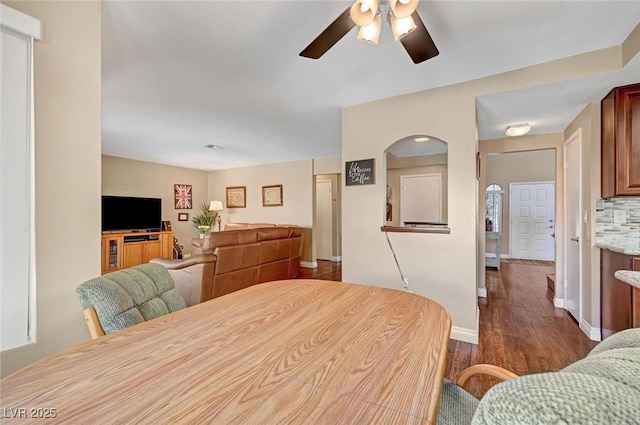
left=101, top=231, right=173, bottom=274
left=601, top=83, right=640, bottom=197
left=601, top=249, right=640, bottom=340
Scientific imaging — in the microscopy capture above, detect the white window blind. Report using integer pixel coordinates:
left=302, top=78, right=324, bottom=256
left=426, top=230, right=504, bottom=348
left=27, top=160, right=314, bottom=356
left=1, top=5, right=40, bottom=351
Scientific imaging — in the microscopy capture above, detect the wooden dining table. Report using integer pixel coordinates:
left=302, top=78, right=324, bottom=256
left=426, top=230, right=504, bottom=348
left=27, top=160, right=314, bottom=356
left=1, top=279, right=452, bottom=424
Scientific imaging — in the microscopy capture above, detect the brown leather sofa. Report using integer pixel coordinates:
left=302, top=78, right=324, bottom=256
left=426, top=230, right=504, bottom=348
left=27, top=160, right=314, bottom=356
left=151, top=227, right=303, bottom=306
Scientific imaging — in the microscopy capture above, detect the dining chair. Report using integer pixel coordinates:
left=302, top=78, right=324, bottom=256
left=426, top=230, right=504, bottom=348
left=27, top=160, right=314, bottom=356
left=437, top=328, right=640, bottom=424
left=76, top=263, right=187, bottom=339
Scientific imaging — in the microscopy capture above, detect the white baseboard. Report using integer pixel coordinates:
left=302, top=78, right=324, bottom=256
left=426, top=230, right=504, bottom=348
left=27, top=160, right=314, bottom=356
left=477, top=287, right=487, bottom=298
left=451, top=326, right=479, bottom=345
left=300, top=261, right=318, bottom=269
left=553, top=297, right=565, bottom=308
left=484, top=253, right=511, bottom=259
left=579, top=318, right=601, bottom=341
left=330, top=256, right=342, bottom=262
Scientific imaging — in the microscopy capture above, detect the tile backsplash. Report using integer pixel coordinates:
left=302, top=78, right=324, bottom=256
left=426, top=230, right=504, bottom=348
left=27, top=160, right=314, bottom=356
left=596, top=197, right=640, bottom=249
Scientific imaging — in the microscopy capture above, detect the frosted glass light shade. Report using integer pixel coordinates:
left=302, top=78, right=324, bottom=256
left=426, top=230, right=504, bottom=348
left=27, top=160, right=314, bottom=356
left=357, top=14, right=382, bottom=44
left=389, top=0, right=419, bottom=19
left=390, top=14, right=417, bottom=40
left=505, top=123, right=531, bottom=137
left=350, top=0, right=379, bottom=26
left=209, top=200, right=224, bottom=211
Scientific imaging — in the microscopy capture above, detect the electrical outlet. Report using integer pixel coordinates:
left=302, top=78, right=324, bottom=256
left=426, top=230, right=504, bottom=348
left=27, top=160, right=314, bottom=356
left=613, top=210, right=627, bottom=224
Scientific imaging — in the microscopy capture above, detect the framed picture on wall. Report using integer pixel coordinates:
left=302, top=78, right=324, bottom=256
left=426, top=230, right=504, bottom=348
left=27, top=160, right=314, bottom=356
left=178, top=213, right=188, bottom=221
left=262, top=184, right=283, bottom=207
left=174, top=184, right=192, bottom=209
left=226, top=186, right=246, bottom=208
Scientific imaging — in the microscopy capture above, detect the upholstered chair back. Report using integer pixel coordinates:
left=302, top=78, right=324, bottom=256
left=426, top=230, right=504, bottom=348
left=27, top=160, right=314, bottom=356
left=76, top=263, right=186, bottom=338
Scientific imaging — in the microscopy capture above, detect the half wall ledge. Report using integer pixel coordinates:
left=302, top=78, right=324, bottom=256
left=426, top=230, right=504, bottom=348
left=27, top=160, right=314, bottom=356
left=380, top=225, right=451, bottom=234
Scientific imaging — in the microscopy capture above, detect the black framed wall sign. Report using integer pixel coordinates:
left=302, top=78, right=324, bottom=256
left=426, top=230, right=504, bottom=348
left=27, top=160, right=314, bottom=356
left=346, top=159, right=375, bottom=186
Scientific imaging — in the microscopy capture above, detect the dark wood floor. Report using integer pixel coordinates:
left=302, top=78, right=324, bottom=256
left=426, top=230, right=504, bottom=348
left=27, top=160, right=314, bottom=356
left=298, top=260, right=342, bottom=281
left=299, top=258, right=596, bottom=398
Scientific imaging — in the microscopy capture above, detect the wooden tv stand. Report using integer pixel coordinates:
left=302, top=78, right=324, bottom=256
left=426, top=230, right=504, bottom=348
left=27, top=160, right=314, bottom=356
left=101, top=230, right=173, bottom=275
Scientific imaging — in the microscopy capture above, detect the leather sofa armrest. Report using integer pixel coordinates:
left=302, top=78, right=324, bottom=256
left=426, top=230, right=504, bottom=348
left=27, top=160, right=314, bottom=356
left=150, top=254, right=216, bottom=306
left=150, top=254, right=215, bottom=269
left=191, top=238, right=205, bottom=255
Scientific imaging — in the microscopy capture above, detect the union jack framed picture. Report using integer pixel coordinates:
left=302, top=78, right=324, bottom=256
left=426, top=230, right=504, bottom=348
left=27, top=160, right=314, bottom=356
left=174, top=184, right=192, bottom=209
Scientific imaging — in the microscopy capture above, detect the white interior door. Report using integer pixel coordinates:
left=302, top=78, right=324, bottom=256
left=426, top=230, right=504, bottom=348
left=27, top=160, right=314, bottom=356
left=509, top=182, right=555, bottom=261
left=564, top=130, right=582, bottom=322
left=315, top=180, right=332, bottom=261
left=400, top=174, right=442, bottom=225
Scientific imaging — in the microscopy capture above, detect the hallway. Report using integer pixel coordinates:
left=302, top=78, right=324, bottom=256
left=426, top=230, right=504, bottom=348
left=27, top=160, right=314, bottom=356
left=446, top=259, right=596, bottom=397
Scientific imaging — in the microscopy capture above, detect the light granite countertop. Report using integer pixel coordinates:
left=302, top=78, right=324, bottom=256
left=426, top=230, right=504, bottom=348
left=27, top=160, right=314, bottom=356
left=614, top=270, right=640, bottom=289
left=595, top=242, right=640, bottom=256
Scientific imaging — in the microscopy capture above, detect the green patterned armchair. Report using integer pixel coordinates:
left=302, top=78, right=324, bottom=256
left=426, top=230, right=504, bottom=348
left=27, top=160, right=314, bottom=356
left=76, top=263, right=187, bottom=339
left=438, top=328, right=640, bottom=424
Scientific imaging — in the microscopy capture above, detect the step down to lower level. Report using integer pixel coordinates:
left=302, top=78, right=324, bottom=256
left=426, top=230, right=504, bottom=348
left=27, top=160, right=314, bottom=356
left=546, top=274, right=555, bottom=300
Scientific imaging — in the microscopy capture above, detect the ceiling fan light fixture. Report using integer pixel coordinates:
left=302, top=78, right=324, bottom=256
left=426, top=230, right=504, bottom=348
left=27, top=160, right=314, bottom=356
left=350, top=0, right=379, bottom=27
left=390, top=14, right=417, bottom=41
left=357, top=13, right=382, bottom=44
left=389, top=0, right=419, bottom=19
left=505, top=123, right=531, bottom=137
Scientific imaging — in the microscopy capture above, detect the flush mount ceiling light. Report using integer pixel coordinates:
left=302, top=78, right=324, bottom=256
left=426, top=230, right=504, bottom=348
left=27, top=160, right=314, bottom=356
left=203, top=144, right=224, bottom=150
left=300, top=0, right=439, bottom=64
left=414, top=137, right=430, bottom=142
left=505, top=123, right=531, bottom=137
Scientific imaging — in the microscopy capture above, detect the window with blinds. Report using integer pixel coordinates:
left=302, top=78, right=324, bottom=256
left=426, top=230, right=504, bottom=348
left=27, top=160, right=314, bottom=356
left=1, top=5, right=41, bottom=351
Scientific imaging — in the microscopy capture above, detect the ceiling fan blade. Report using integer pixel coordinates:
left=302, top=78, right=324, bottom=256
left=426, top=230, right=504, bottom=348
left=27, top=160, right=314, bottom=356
left=400, top=11, right=439, bottom=64
left=300, top=7, right=356, bottom=59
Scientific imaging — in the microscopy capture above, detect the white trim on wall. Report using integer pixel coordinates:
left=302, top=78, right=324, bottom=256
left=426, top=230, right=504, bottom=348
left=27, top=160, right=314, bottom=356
left=579, top=318, right=601, bottom=342
left=477, top=287, right=487, bottom=298
left=451, top=326, right=479, bottom=345
left=0, top=4, right=41, bottom=39
left=301, top=261, right=317, bottom=269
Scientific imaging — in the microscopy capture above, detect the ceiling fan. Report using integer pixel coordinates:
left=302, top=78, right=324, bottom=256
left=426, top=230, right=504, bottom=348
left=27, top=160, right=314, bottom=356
left=299, top=0, right=439, bottom=64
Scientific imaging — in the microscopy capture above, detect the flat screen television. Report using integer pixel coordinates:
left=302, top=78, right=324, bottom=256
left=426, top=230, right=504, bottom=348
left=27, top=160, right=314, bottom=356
left=102, top=196, right=162, bottom=232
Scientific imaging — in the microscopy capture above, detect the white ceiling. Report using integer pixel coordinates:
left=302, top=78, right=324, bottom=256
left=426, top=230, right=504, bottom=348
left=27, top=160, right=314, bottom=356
left=101, top=1, right=640, bottom=171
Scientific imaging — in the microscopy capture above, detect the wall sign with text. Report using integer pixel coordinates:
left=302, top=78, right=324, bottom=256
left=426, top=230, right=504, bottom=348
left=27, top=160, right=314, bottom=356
left=346, top=159, right=375, bottom=186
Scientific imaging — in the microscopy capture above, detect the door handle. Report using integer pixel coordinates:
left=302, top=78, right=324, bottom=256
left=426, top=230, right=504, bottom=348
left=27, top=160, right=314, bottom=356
left=570, top=237, right=579, bottom=243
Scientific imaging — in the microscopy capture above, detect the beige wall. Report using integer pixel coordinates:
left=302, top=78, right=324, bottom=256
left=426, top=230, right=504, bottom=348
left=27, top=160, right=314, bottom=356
left=101, top=155, right=209, bottom=255
left=1, top=1, right=102, bottom=377
left=341, top=44, right=629, bottom=342
left=564, top=101, right=601, bottom=336
left=485, top=149, right=556, bottom=255
left=313, top=157, right=341, bottom=175
left=343, top=84, right=480, bottom=342
left=207, top=159, right=313, bottom=227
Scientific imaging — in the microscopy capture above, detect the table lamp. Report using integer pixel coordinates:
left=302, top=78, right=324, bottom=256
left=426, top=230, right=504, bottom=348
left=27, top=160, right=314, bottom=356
left=209, top=200, right=224, bottom=231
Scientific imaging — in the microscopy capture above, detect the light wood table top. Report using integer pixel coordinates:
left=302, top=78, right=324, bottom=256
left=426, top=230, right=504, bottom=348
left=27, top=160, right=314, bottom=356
left=1, top=279, right=451, bottom=424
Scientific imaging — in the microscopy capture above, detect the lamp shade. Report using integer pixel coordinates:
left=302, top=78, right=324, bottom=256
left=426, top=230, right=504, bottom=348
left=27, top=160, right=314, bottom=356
left=350, top=0, right=379, bottom=27
left=389, top=0, right=419, bottom=19
left=209, top=200, right=224, bottom=211
left=357, top=14, right=382, bottom=44
left=505, top=123, right=531, bottom=137
left=390, top=14, right=417, bottom=40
